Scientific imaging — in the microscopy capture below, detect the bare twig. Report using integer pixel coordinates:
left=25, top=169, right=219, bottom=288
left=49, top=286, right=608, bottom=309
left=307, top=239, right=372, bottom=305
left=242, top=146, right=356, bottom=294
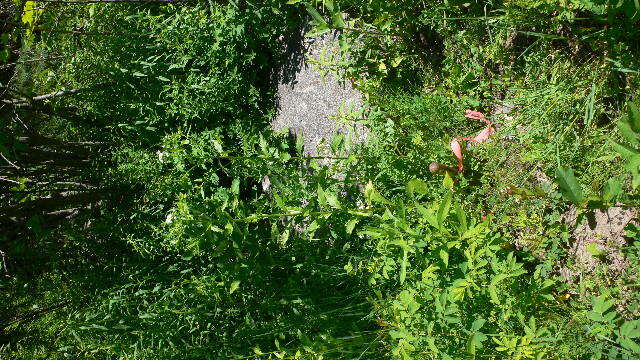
left=0, top=153, right=21, bottom=169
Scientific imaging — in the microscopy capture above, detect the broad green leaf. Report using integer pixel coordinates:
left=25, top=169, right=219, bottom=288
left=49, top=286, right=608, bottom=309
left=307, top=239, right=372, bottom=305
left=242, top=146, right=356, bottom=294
left=231, top=179, right=240, bottom=195
left=345, top=218, right=358, bottom=234
left=602, top=177, right=623, bottom=202
left=416, top=204, right=438, bottom=229
left=439, top=249, right=449, bottom=268
left=462, top=222, right=487, bottom=241
left=325, top=192, right=341, bottom=209
left=556, top=166, right=584, bottom=204
left=406, top=178, right=428, bottom=196
left=443, top=171, right=454, bottom=190
left=421, top=263, right=439, bottom=283
left=324, top=0, right=334, bottom=11
left=618, top=117, right=640, bottom=147
left=619, top=337, right=640, bottom=354
left=305, top=6, right=327, bottom=25
left=427, top=337, right=438, bottom=354
left=229, top=280, right=241, bottom=294
left=611, top=139, right=639, bottom=158
left=471, top=318, right=486, bottom=332
left=331, top=12, right=345, bottom=29
left=364, top=180, right=389, bottom=205
left=467, top=331, right=487, bottom=355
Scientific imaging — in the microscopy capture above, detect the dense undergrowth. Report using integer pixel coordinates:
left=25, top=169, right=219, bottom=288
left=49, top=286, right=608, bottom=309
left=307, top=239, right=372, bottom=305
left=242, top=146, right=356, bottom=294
left=1, top=0, right=640, bottom=358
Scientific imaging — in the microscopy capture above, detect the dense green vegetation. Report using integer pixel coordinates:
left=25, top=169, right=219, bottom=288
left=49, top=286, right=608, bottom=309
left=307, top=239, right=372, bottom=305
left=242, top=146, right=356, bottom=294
left=1, top=0, right=640, bottom=358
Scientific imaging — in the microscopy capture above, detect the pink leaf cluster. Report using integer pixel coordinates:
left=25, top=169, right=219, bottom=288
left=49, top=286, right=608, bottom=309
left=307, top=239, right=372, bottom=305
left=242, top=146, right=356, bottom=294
left=450, top=110, right=495, bottom=173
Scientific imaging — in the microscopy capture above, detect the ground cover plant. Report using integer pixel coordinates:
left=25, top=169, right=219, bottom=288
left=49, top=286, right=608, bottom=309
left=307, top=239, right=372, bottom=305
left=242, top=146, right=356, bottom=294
left=1, top=0, right=640, bottom=359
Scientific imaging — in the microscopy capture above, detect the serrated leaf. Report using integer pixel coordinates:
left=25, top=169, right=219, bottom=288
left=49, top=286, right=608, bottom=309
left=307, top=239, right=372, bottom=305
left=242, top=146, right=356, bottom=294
left=443, top=171, right=454, bottom=190
left=325, top=192, right=341, bottom=209
left=556, top=166, right=584, bottom=204
left=488, top=284, right=499, bottom=304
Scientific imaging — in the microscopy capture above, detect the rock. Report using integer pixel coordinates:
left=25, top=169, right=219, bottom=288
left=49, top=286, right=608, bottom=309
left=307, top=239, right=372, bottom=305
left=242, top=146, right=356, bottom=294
left=273, top=21, right=366, bottom=157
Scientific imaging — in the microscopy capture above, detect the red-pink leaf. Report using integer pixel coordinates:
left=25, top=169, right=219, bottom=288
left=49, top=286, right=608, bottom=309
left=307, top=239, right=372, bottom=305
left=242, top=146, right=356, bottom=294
left=465, top=109, right=492, bottom=125
left=473, top=126, right=495, bottom=143
left=447, top=110, right=497, bottom=173
left=450, top=138, right=463, bottom=172
left=465, top=110, right=486, bottom=120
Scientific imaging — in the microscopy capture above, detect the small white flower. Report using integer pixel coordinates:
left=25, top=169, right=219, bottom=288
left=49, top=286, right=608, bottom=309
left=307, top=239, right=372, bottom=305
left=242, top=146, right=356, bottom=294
left=165, top=213, right=174, bottom=224
left=157, top=150, right=168, bottom=162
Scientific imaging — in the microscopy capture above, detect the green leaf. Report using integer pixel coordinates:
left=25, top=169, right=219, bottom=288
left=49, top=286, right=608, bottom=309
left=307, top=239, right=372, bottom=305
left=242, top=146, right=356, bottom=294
left=619, top=337, right=640, bottom=354
left=437, top=192, right=452, bottom=229
left=611, top=138, right=639, bottom=158
left=406, top=179, right=428, bottom=196
left=306, top=6, right=327, bottom=25
left=471, top=318, right=486, bottom=332
left=231, top=179, right=240, bottom=195
left=364, top=180, right=389, bottom=205
left=324, top=0, right=334, bottom=11
left=467, top=331, right=487, bottom=355
left=584, top=82, right=596, bottom=128
left=556, top=166, right=584, bottom=204
left=399, top=249, right=408, bottom=284
left=586, top=243, right=603, bottom=257
left=439, top=249, right=449, bottom=268
left=488, top=284, right=499, bottom=304
left=602, top=178, right=623, bottom=202
left=416, top=204, right=438, bottom=229
left=617, top=117, right=640, bottom=147
left=628, top=102, right=640, bottom=133
left=331, top=12, right=345, bottom=29
left=325, top=192, right=341, bottom=209
left=455, top=202, right=467, bottom=234
left=229, top=280, right=241, bottom=294
left=296, top=135, right=304, bottom=155
left=443, top=171, right=454, bottom=190
left=345, top=218, right=358, bottom=234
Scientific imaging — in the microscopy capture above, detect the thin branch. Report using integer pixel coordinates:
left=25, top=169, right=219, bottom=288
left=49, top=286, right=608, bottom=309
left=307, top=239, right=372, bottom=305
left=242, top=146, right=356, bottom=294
left=0, top=55, right=64, bottom=70
left=0, top=153, right=21, bottom=169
